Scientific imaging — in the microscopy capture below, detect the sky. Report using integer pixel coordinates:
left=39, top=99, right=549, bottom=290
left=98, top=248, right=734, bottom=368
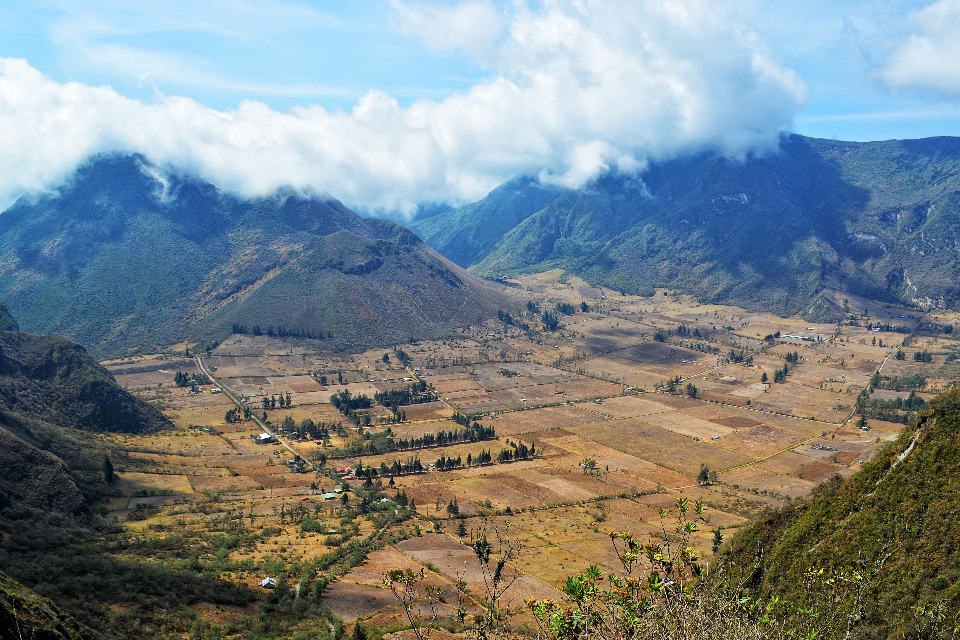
left=1, top=0, right=960, bottom=216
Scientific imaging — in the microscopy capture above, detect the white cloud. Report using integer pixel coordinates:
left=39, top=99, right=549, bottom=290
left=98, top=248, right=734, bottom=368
left=389, top=0, right=505, bottom=60
left=0, top=1, right=806, bottom=216
left=881, top=0, right=960, bottom=97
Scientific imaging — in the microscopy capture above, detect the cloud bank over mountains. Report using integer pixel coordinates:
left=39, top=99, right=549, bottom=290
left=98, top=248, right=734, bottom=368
left=3, top=1, right=810, bottom=215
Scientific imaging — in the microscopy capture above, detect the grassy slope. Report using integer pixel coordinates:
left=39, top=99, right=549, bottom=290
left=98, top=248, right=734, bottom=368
left=727, top=388, right=960, bottom=638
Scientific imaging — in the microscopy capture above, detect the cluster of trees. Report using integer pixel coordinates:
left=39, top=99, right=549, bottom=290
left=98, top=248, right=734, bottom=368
left=436, top=453, right=464, bottom=470
left=279, top=416, right=347, bottom=440
left=432, top=440, right=535, bottom=470
left=452, top=412, right=479, bottom=427
left=773, top=363, right=791, bottom=383
left=679, top=341, right=721, bottom=355
left=331, top=390, right=372, bottom=413
left=663, top=375, right=683, bottom=392
left=261, top=393, right=292, bottom=410
left=873, top=373, right=926, bottom=391
left=396, top=422, right=497, bottom=451
left=497, top=309, right=531, bottom=331
left=373, top=380, right=437, bottom=410
left=676, top=324, right=707, bottom=338
left=763, top=331, right=782, bottom=342
left=542, top=310, right=560, bottom=331
left=728, top=349, right=753, bottom=365
left=697, top=464, right=718, bottom=485
left=224, top=407, right=251, bottom=423
left=784, top=351, right=801, bottom=364
left=857, top=391, right=926, bottom=424
left=330, top=390, right=374, bottom=425
left=376, top=458, right=426, bottom=476
left=914, top=350, right=934, bottom=362
left=326, top=422, right=497, bottom=458
left=173, top=371, right=210, bottom=387
left=497, top=439, right=535, bottom=462
left=556, top=302, right=577, bottom=315
left=394, top=348, right=411, bottom=367
left=864, top=322, right=911, bottom=334
left=230, top=323, right=327, bottom=339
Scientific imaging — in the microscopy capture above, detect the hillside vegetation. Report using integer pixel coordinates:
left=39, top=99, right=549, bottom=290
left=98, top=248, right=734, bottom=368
left=0, top=331, right=170, bottom=433
left=0, top=323, right=259, bottom=638
left=728, top=388, right=960, bottom=637
left=415, top=135, right=960, bottom=319
left=0, top=155, right=508, bottom=357
left=0, top=570, right=94, bottom=640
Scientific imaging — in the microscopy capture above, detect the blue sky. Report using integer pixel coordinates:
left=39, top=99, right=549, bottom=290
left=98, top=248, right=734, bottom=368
left=1, top=1, right=960, bottom=214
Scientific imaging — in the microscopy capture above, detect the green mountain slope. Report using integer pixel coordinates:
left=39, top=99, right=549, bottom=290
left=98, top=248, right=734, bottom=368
left=727, top=389, right=960, bottom=637
left=0, top=155, right=508, bottom=357
left=0, top=570, right=94, bottom=640
left=422, top=135, right=960, bottom=317
left=0, top=330, right=170, bottom=433
left=0, top=412, right=89, bottom=517
left=408, top=176, right=566, bottom=268
left=0, top=321, right=255, bottom=639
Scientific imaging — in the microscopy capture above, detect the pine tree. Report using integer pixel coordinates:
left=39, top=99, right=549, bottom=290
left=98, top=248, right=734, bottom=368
left=697, top=464, right=710, bottom=485
left=352, top=622, right=368, bottom=640
left=103, top=455, right=114, bottom=484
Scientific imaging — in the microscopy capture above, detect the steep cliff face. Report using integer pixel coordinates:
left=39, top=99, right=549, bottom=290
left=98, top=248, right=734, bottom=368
left=0, top=416, right=88, bottom=517
left=0, top=303, right=17, bottom=332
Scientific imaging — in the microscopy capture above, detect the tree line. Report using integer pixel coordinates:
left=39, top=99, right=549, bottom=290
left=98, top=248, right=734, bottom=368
left=324, top=421, right=497, bottom=459
left=174, top=371, right=211, bottom=387
left=230, top=323, right=328, bottom=339
left=374, top=380, right=437, bottom=409
left=262, top=393, right=292, bottom=410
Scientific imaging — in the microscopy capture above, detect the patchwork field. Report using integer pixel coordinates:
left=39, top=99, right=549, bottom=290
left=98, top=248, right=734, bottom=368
left=97, top=276, right=960, bottom=637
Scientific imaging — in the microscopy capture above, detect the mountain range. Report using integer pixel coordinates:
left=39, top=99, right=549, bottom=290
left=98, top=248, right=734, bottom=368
left=0, top=155, right=508, bottom=358
left=411, top=134, right=960, bottom=319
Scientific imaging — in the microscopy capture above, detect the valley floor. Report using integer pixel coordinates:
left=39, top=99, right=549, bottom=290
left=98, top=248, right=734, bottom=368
left=97, top=272, right=960, bottom=638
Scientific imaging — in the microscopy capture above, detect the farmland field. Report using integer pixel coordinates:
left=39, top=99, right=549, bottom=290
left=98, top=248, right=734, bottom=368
left=96, top=275, right=960, bottom=637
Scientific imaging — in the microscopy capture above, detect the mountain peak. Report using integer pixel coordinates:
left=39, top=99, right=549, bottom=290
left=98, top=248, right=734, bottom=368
left=0, top=156, right=508, bottom=357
